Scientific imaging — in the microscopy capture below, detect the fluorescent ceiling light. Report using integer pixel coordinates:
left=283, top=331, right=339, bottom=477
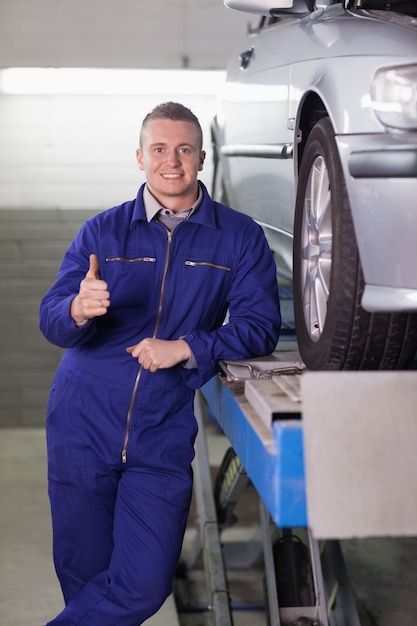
left=0, top=68, right=226, bottom=95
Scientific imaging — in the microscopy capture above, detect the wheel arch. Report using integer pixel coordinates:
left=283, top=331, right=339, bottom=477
left=294, top=92, right=329, bottom=181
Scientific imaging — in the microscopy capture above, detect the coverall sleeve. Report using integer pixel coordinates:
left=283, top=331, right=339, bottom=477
left=39, top=220, right=99, bottom=348
left=180, top=219, right=281, bottom=389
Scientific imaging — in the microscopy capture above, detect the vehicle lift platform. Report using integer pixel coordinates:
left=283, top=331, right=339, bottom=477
left=185, top=343, right=417, bottom=626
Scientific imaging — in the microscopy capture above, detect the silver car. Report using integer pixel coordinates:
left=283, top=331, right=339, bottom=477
left=212, top=0, right=417, bottom=370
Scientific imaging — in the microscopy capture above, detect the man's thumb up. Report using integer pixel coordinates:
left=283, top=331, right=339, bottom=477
left=86, top=253, right=100, bottom=280
left=70, top=253, right=109, bottom=323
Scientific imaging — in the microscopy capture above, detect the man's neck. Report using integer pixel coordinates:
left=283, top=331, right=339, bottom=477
left=147, top=185, right=200, bottom=213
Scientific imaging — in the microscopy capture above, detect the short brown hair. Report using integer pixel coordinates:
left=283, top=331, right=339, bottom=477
left=139, top=102, right=203, bottom=149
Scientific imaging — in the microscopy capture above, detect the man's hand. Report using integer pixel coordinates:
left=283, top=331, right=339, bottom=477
left=71, top=254, right=110, bottom=324
left=126, top=338, right=191, bottom=373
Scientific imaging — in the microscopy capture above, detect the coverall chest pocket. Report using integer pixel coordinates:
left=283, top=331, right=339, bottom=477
left=104, top=250, right=158, bottom=308
left=180, top=249, right=236, bottom=318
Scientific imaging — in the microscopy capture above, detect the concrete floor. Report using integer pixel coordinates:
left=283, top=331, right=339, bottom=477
left=1, top=427, right=417, bottom=625
left=0, top=428, right=180, bottom=626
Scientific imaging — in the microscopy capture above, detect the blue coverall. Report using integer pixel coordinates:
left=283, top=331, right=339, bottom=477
left=39, top=182, right=281, bottom=625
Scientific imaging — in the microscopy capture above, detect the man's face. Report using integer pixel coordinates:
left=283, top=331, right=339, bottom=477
left=136, top=118, right=206, bottom=211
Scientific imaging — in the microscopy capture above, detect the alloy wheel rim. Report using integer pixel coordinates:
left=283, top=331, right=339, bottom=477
left=300, top=155, right=333, bottom=343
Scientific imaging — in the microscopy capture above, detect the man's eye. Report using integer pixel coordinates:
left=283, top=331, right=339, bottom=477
left=155, top=147, right=164, bottom=153
left=179, top=148, right=190, bottom=154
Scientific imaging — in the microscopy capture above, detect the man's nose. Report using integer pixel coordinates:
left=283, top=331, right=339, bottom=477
left=166, top=150, right=181, bottom=165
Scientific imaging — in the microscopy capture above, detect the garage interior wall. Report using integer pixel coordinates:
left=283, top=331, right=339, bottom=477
left=0, top=0, right=249, bottom=69
left=0, top=0, right=251, bottom=426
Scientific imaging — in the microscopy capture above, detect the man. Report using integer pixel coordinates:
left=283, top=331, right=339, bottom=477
left=39, top=101, right=281, bottom=625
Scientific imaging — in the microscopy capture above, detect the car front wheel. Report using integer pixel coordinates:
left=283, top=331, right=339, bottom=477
left=293, top=117, right=417, bottom=370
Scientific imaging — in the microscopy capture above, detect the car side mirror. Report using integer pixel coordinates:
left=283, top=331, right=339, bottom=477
left=225, top=0, right=294, bottom=12
left=225, top=0, right=317, bottom=14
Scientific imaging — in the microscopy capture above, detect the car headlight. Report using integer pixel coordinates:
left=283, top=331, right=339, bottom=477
left=371, top=64, right=417, bottom=131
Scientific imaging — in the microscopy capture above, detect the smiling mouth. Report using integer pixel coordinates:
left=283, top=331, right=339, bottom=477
left=162, top=173, right=182, bottom=179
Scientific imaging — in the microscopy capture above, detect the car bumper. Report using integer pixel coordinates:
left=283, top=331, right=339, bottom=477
left=336, top=133, right=417, bottom=313
left=362, top=285, right=417, bottom=313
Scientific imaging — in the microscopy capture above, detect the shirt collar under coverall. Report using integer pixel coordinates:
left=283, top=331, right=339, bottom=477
left=142, top=183, right=203, bottom=231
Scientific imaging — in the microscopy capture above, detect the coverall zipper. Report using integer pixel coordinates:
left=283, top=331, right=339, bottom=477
left=121, top=228, right=173, bottom=463
left=184, top=260, right=231, bottom=271
left=106, top=256, right=156, bottom=263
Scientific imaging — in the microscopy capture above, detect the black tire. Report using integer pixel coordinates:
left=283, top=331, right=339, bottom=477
left=293, top=117, right=417, bottom=370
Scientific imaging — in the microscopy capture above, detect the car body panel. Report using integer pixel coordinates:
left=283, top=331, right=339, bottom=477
left=214, top=5, right=417, bottom=312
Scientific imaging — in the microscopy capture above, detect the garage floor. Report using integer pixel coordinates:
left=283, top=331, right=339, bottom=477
left=1, top=426, right=417, bottom=626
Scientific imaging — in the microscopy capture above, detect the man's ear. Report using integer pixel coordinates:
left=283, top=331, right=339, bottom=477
left=198, top=150, right=206, bottom=172
left=136, top=148, right=145, bottom=171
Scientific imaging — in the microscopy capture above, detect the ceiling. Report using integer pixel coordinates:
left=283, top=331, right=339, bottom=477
left=0, top=0, right=251, bottom=70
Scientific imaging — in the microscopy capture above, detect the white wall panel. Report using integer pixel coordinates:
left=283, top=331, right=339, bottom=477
left=0, top=91, right=217, bottom=209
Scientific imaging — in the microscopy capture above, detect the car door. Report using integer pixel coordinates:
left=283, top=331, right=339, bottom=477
left=218, top=17, right=297, bottom=275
